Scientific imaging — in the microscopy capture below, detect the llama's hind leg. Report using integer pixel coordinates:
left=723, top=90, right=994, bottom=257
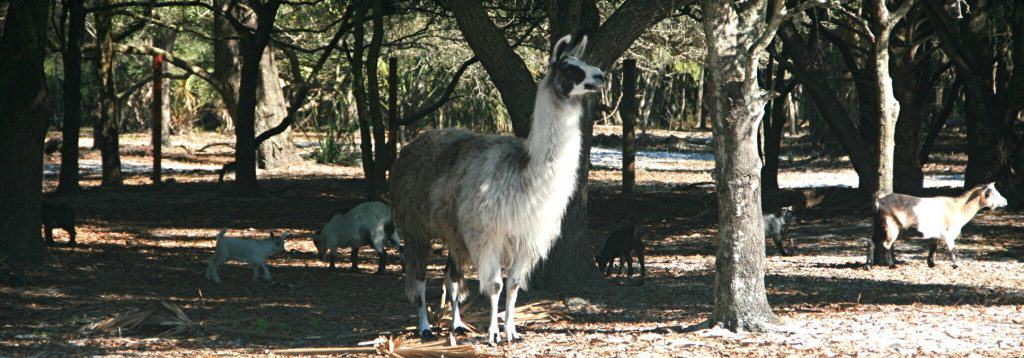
left=444, top=256, right=469, bottom=335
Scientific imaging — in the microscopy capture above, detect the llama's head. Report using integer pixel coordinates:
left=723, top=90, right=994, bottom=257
left=547, top=34, right=604, bottom=99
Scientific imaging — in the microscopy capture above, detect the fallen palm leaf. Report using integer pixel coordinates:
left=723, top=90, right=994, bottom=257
left=79, top=301, right=197, bottom=337
left=272, top=335, right=501, bottom=357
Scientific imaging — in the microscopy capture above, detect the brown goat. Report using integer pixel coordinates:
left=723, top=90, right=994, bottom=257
left=871, top=183, right=1007, bottom=268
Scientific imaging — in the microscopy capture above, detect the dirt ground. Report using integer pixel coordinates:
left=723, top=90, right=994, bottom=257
left=2, top=129, right=1023, bottom=357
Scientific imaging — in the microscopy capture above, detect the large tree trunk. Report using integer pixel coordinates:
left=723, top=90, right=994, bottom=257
left=254, top=43, right=300, bottom=169
left=57, top=0, right=85, bottom=194
left=95, top=3, right=122, bottom=186
left=621, top=59, right=638, bottom=194
left=226, top=1, right=282, bottom=195
left=701, top=0, right=777, bottom=332
left=214, top=0, right=297, bottom=175
left=0, top=0, right=50, bottom=263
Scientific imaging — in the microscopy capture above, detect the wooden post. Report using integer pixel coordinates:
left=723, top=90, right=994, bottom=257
left=151, top=52, right=164, bottom=185
left=621, top=59, right=638, bottom=194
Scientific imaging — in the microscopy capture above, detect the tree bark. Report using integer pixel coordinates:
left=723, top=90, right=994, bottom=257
left=95, top=2, right=122, bottom=186
left=702, top=0, right=784, bottom=332
left=869, top=0, right=915, bottom=197
left=151, top=50, right=164, bottom=185
left=621, top=59, right=638, bottom=195
left=230, top=0, right=282, bottom=195
left=213, top=0, right=297, bottom=177
left=0, top=0, right=50, bottom=263
left=57, top=0, right=85, bottom=195
left=761, top=68, right=790, bottom=192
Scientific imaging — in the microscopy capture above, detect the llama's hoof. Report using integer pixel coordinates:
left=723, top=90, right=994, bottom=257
left=419, top=329, right=435, bottom=340
left=487, top=332, right=501, bottom=345
left=452, top=326, right=470, bottom=336
left=505, top=331, right=523, bottom=343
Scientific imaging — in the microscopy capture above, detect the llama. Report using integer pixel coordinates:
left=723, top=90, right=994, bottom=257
left=313, top=201, right=402, bottom=273
left=871, top=183, right=1007, bottom=268
left=391, top=35, right=604, bottom=344
left=764, top=206, right=795, bottom=256
left=596, top=221, right=647, bottom=278
left=204, top=229, right=286, bottom=283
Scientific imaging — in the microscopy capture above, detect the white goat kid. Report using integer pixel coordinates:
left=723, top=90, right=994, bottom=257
left=872, top=183, right=1007, bottom=268
left=764, top=206, right=795, bottom=256
left=391, top=35, right=605, bottom=344
left=204, top=229, right=287, bottom=283
left=313, top=201, right=402, bottom=274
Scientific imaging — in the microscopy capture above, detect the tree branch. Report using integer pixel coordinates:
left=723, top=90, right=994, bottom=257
left=752, top=0, right=829, bottom=55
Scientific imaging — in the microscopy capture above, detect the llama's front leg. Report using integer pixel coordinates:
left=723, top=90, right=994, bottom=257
left=503, top=262, right=529, bottom=343
left=478, top=254, right=503, bottom=344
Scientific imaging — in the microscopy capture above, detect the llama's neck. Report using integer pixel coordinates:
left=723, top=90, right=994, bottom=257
left=523, top=85, right=582, bottom=181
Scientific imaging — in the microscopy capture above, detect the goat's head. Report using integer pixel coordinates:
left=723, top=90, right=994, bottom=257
left=980, top=182, right=1008, bottom=210
left=311, top=230, right=328, bottom=260
left=547, top=34, right=605, bottom=99
left=270, top=232, right=287, bottom=254
left=780, top=206, right=795, bottom=221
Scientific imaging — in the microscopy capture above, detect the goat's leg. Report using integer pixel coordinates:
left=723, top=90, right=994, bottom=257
left=45, top=226, right=54, bottom=245
left=503, top=260, right=529, bottom=343
left=261, top=264, right=272, bottom=282
left=638, top=245, right=646, bottom=278
left=881, top=217, right=900, bottom=268
left=350, top=246, right=360, bottom=273
left=944, top=235, right=959, bottom=269
left=927, top=240, right=939, bottom=268
left=772, top=232, right=789, bottom=256
left=625, top=253, right=634, bottom=278
left=616, top=254, right=626, bottom=276
left=603, top=258, right=615, bottom=277
left=328, top=247, right=337, bottom=270
left=478, top=252, right=504, bottom=345
left=445, top=257, right=469, bottom=335
left=377, top=249, right=388, bottom=274
left=251, top=264, right=261, bottom=282
left=68, top=227, right=76, bottom=246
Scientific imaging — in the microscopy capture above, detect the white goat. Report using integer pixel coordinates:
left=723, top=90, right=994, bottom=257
left=313, top=201, right=402, bottom=273
left=872, top=182, right=1007, bottom=268
left=204, top=229, right=286, bottom=283
left=764, top=206, right=795, bottom=256
left=391, top=35, right=604, bottom=344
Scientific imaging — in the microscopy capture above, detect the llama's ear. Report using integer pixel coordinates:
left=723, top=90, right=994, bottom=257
left=568, top=35, right=588, bottom=59
left=550, top=35, right=573, bottom=64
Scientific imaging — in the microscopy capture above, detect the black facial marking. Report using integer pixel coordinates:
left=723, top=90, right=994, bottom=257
left=552, top=60, right=586, bottom=98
